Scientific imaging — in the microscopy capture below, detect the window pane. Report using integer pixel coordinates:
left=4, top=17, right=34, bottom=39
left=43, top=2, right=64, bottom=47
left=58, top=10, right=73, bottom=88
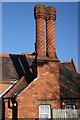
left=40, top=114, right=49, bottom=118
left=44, top=114, right=49, bottom=118
left=45, top=106, right=49, bottom=113
left=40, top=114, right=45, bottom=118
left=40, top=106, right=45, bottom=113
left=65, top=105, right=75, bottom=109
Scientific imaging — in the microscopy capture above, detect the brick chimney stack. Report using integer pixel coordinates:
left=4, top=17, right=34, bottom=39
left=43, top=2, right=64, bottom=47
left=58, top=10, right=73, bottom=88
left=46, top=7, right=56, bottom=59
left=34, top=5, right=46, bottom=57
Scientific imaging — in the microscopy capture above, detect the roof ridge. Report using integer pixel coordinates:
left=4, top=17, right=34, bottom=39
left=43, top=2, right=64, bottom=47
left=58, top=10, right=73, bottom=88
left=0, top=53, right=9, bottom=57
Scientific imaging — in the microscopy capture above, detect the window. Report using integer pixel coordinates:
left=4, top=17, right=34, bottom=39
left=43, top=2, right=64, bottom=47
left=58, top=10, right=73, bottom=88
left=65, top=105, right=75, bottom=109
left=39, top=105, right=51, bottom=119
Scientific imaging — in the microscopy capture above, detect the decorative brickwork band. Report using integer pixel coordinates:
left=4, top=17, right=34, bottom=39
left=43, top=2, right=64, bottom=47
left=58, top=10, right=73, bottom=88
left=34, top=5, right=46, bottom=57
left=46, top=7, right=56, bottom=58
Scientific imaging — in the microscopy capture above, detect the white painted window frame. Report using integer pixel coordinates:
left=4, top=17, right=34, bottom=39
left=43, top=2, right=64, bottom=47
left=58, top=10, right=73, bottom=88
left=39, top=105, right=51, bottom=119
left=65, top=104, right=75, bottom=109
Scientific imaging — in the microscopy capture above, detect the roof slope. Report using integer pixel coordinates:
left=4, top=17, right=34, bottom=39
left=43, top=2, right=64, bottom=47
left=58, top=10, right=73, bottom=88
left=3, top=76, right=28, bottom=98
left=0, top=54, right=18, bottom=83
left=59, top=63, right=80, bottom=98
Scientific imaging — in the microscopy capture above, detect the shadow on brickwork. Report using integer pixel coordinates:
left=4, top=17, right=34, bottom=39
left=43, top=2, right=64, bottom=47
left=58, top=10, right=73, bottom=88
left=9, top=54, right=36, bottom=84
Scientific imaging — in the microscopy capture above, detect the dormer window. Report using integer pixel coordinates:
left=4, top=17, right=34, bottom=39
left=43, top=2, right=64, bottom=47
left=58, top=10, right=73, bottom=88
left=65, top=104, right=75, bottom=109
left=39, top=105, right=51, bottom=119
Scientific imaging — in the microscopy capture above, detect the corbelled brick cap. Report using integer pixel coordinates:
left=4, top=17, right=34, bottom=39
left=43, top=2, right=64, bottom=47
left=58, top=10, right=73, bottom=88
left=46, top=7, right=56, bottom=58
left=34, top=4, right=46, bottom=19
left=34, top=4, right=46, bottom=57
left=46, top=7, right=56, bottom=20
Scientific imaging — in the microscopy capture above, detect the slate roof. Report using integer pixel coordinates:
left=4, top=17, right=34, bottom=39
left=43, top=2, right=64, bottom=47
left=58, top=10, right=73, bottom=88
left=0, top=54, right=80, bottom=99
left=0, top=54, right=18, bottom=83
left=59, top=63, right=80, bottom=98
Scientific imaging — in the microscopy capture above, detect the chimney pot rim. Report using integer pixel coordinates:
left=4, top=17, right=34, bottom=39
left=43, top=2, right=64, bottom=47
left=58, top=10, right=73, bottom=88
left=46, top=6, right=56, bottom=11
left=34, top=4, right=45, bottom=9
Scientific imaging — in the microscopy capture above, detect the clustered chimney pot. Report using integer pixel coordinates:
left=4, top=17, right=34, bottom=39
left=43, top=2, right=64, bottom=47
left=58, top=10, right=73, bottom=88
left=46, top=7, right=56, bottom=58
left=34, top=4, right=57, bottom=59
left=34, top=4, right=46, bottom=57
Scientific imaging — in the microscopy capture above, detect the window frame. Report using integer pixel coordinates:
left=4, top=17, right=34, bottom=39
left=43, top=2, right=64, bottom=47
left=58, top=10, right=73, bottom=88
left=65, top=104, right=76, bottom=109
left=39, top=104, right=51, bottom=119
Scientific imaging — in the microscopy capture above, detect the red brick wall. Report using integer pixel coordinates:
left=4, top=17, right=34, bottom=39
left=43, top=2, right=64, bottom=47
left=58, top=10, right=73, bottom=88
left=16, top=60, right=60, bottom=118
left=4, top=99, right=12, bottom=119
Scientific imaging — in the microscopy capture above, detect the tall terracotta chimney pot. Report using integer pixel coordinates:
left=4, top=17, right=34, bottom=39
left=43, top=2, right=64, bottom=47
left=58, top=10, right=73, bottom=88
left=34, top=4, right=46, bottom=57
left=46, top=7, right=56, bottom=59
